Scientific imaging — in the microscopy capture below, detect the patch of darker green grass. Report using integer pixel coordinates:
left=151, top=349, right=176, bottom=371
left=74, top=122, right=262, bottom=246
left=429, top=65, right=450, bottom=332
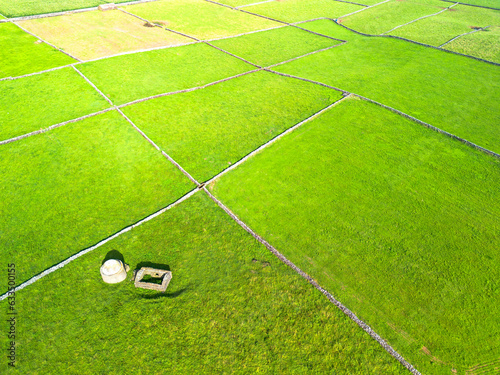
left=456, top=0, right=500, bottom=8
left=122, top=70, right=342, bottom=182
left=0, top=110, right=194, bottom=290
left=209, top=97, right=500, bottom=374
left=0, top=23, right=75, bottom=78
left=210, top=25, right=343, bottom=66
left=0, top=192, right=406, bottom=374
left=0, top=67, right=111, bottom=141
left=276, top=19, right=500, bottom=153
left=77, top=43, right=254, bottom=105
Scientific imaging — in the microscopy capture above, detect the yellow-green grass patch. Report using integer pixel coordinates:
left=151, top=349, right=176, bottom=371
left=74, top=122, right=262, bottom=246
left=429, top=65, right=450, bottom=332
left=0, top=67, right=111, bottom=141
left=0, top=110, right=194, bottom=290
left=18, top=9, right=194, bottom=61
left=446, top=24, right=500, bottom=63
left=0, top=22, right=75, bottom=78
left=209, top=98, right=500, bottom=374
left=123, top=0, right=280, bottom=39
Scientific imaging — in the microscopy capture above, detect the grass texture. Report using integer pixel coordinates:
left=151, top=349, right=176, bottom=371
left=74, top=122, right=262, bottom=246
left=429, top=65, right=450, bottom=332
left=124, top=0, right=279, bottom=39
left=243, top=0, right=364, bottom=23
left=276, top=19, right=500, bottom=154
left=210, top=25, right=342, bottom=66
left=0, top=67, right=110, bottom=141
left=0, top=192, right=406, bottom=374
left=387, top=5, right=500, bottom=48
left=209, top=98, right=500, bottom=374
left=18, top=9, right=194, bottom=61
left=341, top=0, right=448, bottom=35
left=446, top=24, right=500, bottom=63
left=456, top=0, right=500, bottom=8
left=77, top=42, right=254, bottom=105
left=0, top=22, right=74, bottom=78
left=0, top=110, right=194, bottom=290
left=122, top=70, right=342, bottom=182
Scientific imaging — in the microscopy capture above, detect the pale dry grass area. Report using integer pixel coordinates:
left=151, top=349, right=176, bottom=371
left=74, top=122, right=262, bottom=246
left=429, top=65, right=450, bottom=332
left=18, top=9, right=193, bottom=61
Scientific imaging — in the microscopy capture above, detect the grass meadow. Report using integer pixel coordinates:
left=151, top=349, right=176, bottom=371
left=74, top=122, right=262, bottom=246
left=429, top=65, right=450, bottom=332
left=0, top=0, right=132, bottom=17
left=446, top=24, right=500, bottom=62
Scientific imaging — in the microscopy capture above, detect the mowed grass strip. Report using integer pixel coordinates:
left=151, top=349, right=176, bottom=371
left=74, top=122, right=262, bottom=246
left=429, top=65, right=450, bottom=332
left=209, top=98, right=500, bottom=374
left=0, top=0, right=132, bottom=17
left=0, top=110, right=194, bottom=290
left=77, top=43, right=254, bottom=105
left=210, top=26, right=342, bottom=66
left=0, top=22, right=75, bottom=78
left=123, top=0, right=280, bottom=39
left=0, top=67, right=111, bottom=140
left=446, top=24, right=500, bottom=63
left=340, top=0, right=449, bottom=35
left=122, top=71, right=342, bottom=182
left=0, top=192, right=406, bottom=374
left=243, top=0, right=364, bottom=23
left=276, top=19, right=500, bottom=153
left=18, top=9, right=194, bottom=61
left=387, top=5, right=500, bottom=48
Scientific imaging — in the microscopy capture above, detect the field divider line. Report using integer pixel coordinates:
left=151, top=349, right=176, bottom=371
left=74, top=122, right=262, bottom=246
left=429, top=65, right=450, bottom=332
left=381, top=3, right=459, bottom=35
left=264, top=69, right=349, bottom=94
left=12, top=22, right=81, bottom=62
left=205, top=96, right=350, bottom=185
left=236, top=0, right=275, bottom=8
left=439, top=26, right=490, bottom=47
left=72, top=65, right=113, bottom=105
left=0, top=188, right=200, bottom=302
left=338, top=0, right=391, bottom=19
left=202, top=188, right=421, bottom=375
left=265, top=43, right=347, bottom=69
left=0, top=63, right=78, bottom=82
left=439, top=0, right=500, bottom=10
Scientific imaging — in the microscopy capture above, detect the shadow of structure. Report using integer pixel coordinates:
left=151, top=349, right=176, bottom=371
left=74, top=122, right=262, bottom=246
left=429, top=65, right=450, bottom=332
left=101, top=249, right=126, bottom=265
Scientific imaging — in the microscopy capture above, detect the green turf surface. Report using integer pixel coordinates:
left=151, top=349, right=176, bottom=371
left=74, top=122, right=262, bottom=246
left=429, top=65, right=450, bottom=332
left=122, top=70, right=342, bottom=182
left=209, top=97, right=500, bottom=375
left=244, top=0, right=364, bottom=23
left=124, top=0, right=279, bottom=39
left=0, top=192, right=406, bottom=374
left=210, top=25, right=342, bottom=66
left=0, top=67, right=111, bottom=141
left=446, top=24, right=500, bottom=62
left=0, top=110, right=194, bottom=291
left=455, top=0, right=500, bottom=8
left=341, top=0, right=448, bottom=35
left=275, top=19, right=500, bottom=154
left=0, top=0, right=131, bottom=17
left=77, top=43, right=254, bottom=105
left=0, top=22, right=75, bottom=79
left=388, top=5, right=500, bottom=48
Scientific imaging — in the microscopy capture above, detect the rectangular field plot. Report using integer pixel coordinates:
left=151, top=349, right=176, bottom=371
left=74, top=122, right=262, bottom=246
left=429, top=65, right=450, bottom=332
left=275, top=19, right=500, bottom=154
left=0, top=192, right=406, bottom=374
left=122, top=71, right=342, bottom=182
left=0, top=22, right=75, bottom=78
left=210, top=26, right=342, bottom=67
left=209, top=98, right=500, bottom=375
left=458, top=0, right=500, bottom=8
left=446, top=24, right=500, bottom=63
left=123, top=0, right=280, bottom=39
left=0, top=67, right=111, bottom=141
left=0, top=110, right=194, bottom=291
left=387, top=5, right=500, bottom=49
left=77, top=43, right=254, bottom=105
left=18, top=9, right=194, bottom=61
left=243, top=0, right=364, bottom=23
left=340, top=0, right=448, bottom=35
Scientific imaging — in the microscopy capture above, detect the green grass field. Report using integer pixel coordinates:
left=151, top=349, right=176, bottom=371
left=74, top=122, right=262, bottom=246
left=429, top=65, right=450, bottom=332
left=0, top=110, right=194, bottom=290
left=209, top=98, right=500, bottom=374
left=446, top=24, right=500, bottom=62
left=456, top=0, right=500, bottom=8
left=0, top=22, right=75, bottom=78
left=122, top=70, right=342, bottom=182
left=0, top=67, right=110, bottom=140
left=0, top=0, right=132, bottom=17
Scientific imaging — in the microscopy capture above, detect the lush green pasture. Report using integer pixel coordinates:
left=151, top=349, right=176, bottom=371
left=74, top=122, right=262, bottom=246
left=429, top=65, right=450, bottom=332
left=209, top=98, right=500, bottom=375
left=0, top=0, right=131, bottom=17
left=275, top=19, right=500, bottom=153
left=19, top=9, right=193, bottom=61
left=0, top=22, right=74, bottom=78
left=456, top=0, right=500, bottom=8
left=217, top=0, right=270, bottom=6
left=122, top=71, right=341, bottom=182
left=446, top=24, right=500, bottom=62
left=0, top=67, right=110, bottom=140
left=210, top=25, right=341, bottom=66
left=388, top=5, right=500, bottom=48
left=0, top=192, right=406, bottom=374
left=341, top=0, right=447, bottom=35
left=77, top=43, right=253, bottom=105
left=244, top=0, right=363, bottom=23
left=124, top=0, right=279, bottom=39
left=0, top=110, right=194, bottom=291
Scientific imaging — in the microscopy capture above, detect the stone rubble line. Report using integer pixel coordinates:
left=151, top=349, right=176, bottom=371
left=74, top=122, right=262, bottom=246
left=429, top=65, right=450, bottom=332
left=439, top=25, right=490, bottom=47
left=338, top=0, right=391, bottom=19
left=381, top=2, right=459, bottom=35
left=202, top=188, right=422, bottom=375
left=439, top=0, right=500, bottom=11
